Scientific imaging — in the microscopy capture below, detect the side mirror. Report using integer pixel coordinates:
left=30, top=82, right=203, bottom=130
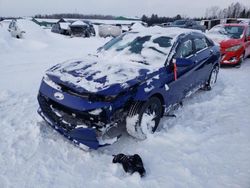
left=175, top=58, right=194, bottom=67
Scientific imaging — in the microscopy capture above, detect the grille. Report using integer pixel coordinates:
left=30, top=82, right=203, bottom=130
left=38, top=93, right=107, bottom=132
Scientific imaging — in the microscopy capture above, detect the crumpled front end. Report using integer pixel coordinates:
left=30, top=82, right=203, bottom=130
left=220, top=45, right=244, bottom=65
left=37, top=77, right=124, bottom=150
left=38, top=94, right=101, bottom=149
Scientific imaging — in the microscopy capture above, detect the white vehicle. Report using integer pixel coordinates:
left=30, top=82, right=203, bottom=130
left=8, top=20, right=25, bottom=38
left=98, top=24, right=122, bottom=37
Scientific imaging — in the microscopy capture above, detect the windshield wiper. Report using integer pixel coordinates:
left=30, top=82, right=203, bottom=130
left=148, top=47, right=167, bottom=55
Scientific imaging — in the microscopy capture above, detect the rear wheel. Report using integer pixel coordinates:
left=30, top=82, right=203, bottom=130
left=126, top=97, right=163, bottom=140
left=205, top=65, right=219, bottom=90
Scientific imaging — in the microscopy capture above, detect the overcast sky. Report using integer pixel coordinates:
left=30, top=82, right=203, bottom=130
left=0, top=0, right=250, bottom=17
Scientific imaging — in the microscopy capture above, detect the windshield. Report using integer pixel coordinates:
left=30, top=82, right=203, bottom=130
left=99, top=32, right=174, bottom=66
left=101, top=32, right=173, bottom=55
left=209, top=25, right=244, bottom=39
left=173, top=20, right=187, bottom=25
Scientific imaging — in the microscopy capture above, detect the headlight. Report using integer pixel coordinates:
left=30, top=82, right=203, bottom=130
left=43, top=74, right=51, bottom=82
left=103, top=95, right=118, bottom=102
left=89, top=94, right=118, bottom=102
left=43, top=74, right=61, bottom=90
left=225, top=45, right=242, bottom=52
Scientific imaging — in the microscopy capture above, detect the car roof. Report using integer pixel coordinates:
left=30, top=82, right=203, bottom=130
left=223, top=23, right=248, bottom=28
left=131, top=26, right=201, bottom=38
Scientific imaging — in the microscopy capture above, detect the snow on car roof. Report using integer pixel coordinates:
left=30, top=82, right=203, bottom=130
left=131, top=25, right=198, bottom=35
left=59, top=22, right=70, bottom=30
left=71, top=20, right=88, bottom=26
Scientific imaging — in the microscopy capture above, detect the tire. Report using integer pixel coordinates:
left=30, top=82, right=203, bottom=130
left=85, top=31, right=90, bottom=38
left=126, top=97, right=163, bottom=140
left=205, top=65, right=219, bottom=90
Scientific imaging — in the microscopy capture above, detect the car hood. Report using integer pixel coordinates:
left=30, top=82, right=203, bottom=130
left=46, top=55, right=164, bottom=96
left=206, top=33, right=243, bottom=48
left=206, top=33, right=230, bottom=44
left=219, top=38, right=242, bottom=49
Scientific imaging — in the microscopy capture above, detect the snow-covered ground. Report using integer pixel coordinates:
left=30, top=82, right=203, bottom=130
left=1, top=21, right=250, bottom=188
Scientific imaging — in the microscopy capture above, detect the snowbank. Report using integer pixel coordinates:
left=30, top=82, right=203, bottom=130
left=0, top=24, right=13, bottom=53
left=0, top=19, right=50, bottom=53
left=16, top=19, right=48, bottom=41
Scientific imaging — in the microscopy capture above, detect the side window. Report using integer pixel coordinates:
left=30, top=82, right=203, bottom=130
left=175, top=39, right=193, bottom=58
left=194, top=38, right=208, bottom=52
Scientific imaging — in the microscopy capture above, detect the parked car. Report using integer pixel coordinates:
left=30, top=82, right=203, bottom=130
left=8, top=19, right=25, bottom=38
left=170, top=19, right=206, bottom=32
left=37, top=27, right=220, bottom=149
left=238, top=18, right=250, bottom=26
left=8, top=19, right=47, bottom=40
left=69, top=21, right=91, bottom=37
left=98, top=24, right=122, bottom=37
left=51, top=21, right=71, bottom=36
left=207, top=24, right=250, bottom=67
left=82, top=20, right=96, bottom=36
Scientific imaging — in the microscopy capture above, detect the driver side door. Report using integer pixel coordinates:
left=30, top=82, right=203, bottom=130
left=166, top=35, right=197, bottom=105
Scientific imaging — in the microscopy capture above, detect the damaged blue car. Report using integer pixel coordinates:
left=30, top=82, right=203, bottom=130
left=37, top=27, right=220, bottom=149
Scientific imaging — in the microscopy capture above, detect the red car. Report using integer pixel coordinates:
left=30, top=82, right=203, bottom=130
left=207, top=24, right=250, bottom=67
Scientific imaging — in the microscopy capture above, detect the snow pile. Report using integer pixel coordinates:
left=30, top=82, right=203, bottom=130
left=16, top=19, right=48, bottom=41
left=0, top=19, right=50, bottom=53
left=130, top=22, right=146, bottom=31
left=0, top=24, right=13, bottom=53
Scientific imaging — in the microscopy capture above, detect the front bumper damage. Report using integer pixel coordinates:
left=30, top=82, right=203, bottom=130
left=220, top=47, right=244, bottom=65
left=37, top=93, right=120, bottom=150
left=38, top=108, right=100, bottom=149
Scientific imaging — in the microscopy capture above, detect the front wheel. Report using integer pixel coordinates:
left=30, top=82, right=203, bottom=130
left=126, top=97, right=163, bottom=140
left=205, top=65, right=219, bottom=90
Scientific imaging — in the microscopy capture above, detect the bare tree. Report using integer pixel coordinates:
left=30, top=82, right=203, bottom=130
left=205, top=6, right=220, bottom=18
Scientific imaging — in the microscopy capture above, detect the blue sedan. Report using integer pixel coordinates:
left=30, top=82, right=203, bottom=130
left=37, top=27, right=220, bottom=149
